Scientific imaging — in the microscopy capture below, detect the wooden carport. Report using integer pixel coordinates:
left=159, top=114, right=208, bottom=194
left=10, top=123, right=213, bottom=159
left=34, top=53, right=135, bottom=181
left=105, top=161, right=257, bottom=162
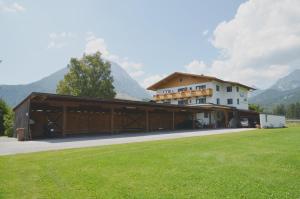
left=13, top=92, right=258, bottom=140
left=13, top=93, right=205, bottom=140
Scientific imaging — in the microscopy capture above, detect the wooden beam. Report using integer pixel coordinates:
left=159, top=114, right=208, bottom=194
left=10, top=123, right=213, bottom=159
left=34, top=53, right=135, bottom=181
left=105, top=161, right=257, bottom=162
left=145, top=110, right=149, bottom=132
left=111, top=107, right=114, bottom=134
left=62, top=105, right=67, bottom=136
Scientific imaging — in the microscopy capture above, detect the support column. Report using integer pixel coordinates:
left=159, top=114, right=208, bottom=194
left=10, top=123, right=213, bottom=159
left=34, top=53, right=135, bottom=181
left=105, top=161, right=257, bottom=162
left=224, top=110, right=229, bottom=128
left=192, top=112, right=196, bottom=129
left=111, top=107, right=114, bottom=134
left=62, top=105, right=67, bottom=137
left=172, top=111, right=175, bottom=130
left=209, top=111, right=212, bottom=128
left=145, top=110, right=149, bottom=132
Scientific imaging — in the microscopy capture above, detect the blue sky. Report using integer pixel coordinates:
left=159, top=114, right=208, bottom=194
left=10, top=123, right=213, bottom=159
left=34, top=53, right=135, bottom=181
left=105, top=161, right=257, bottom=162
left=1, top=0, right=300, bottom=89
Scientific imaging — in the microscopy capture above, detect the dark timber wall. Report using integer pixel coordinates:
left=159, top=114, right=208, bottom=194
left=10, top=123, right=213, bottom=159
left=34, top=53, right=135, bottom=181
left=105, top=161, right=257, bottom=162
left=14, top=98, right=30, bottom=139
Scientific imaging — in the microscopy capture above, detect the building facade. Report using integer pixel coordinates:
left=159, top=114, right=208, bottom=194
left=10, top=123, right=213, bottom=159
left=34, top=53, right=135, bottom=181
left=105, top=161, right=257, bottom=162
left=147, top=72, right=254, bottom=110
left=148, top=72, right=255, bottom=126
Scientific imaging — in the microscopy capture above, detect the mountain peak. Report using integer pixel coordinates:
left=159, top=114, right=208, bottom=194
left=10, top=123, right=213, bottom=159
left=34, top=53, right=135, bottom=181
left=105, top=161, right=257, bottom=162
left=270, top=69, right=300, bottom=91
left=249, top=68, right=300, bottom=110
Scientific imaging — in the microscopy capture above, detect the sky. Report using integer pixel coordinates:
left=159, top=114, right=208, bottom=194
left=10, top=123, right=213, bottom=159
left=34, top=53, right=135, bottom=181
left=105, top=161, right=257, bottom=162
left=1, top=0, right=300, bottom=89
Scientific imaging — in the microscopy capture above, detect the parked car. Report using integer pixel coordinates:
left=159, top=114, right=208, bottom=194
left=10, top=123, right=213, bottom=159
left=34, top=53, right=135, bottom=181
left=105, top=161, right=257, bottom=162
left=240, top=118, right=249, bottom=127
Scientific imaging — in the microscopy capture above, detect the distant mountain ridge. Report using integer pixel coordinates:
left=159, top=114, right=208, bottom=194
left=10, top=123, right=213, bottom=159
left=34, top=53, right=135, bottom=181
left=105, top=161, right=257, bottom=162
left=270, top=69, right=300, bottom=91
left=249, top=69, right=300, bottom=110
left=0, top=62, right=151, bottom=107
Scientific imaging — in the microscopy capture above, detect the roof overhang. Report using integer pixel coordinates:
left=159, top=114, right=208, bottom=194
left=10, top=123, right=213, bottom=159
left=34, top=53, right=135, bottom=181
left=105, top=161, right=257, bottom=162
left=147, top=72, right=256, bottom=91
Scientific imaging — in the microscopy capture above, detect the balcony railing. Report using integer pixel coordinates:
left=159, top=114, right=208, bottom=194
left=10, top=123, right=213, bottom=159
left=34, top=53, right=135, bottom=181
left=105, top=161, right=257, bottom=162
left=153, top=88, right=213, bottom=101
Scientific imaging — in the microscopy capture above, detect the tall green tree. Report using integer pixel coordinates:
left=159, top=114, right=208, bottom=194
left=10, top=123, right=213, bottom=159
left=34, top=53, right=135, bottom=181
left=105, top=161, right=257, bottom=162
left=57, top=52, right=116, bottom=98
left=249, top=104, right=264, bottom=113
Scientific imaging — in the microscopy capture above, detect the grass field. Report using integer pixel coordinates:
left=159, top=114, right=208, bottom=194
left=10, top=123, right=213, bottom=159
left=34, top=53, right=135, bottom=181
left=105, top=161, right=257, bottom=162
left=0, top=127, right=300, bottom=199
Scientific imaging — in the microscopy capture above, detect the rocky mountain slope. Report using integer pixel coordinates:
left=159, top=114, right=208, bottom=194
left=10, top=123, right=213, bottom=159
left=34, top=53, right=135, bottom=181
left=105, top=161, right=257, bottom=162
left=249, top=69, right=300, bottom=109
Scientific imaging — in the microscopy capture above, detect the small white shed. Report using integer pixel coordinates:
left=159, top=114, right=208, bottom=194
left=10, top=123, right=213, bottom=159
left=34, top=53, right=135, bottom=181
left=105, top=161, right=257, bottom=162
left=259, top=114, right=286, bottom=128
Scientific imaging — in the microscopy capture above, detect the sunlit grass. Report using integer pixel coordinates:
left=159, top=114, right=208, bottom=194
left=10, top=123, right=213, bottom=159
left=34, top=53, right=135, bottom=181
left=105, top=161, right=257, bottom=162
left=1, top=128, right=300, bottom=199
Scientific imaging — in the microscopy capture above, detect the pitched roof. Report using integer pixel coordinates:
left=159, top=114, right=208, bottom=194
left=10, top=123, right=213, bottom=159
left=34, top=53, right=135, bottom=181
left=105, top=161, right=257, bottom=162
left=147, top=72, right=256, bottom=91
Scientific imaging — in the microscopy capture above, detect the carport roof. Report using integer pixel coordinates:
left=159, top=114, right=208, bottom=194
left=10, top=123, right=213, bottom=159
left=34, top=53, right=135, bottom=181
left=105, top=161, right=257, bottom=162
left=14, top=92, right=238, bottom=112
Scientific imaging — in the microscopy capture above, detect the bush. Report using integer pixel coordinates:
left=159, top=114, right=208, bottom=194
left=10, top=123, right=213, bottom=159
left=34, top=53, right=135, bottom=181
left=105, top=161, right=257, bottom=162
left=4, top=109, right=14, bottom=137
left=0, top=99, right=14, bottom=137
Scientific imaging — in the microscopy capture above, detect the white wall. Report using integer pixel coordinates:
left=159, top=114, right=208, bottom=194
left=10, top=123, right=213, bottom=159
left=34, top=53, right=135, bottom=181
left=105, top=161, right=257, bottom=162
left=259, top=114, right=286, bottom=128
left=209, top=81, right=249, bottom=110
left=156, top=81, right=249, bottom=110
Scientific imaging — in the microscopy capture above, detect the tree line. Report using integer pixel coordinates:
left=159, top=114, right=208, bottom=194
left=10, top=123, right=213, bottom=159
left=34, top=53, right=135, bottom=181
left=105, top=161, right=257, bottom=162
left=273, top=103, right=300, bottom=119
left=250, top=103, right=300, bottom=119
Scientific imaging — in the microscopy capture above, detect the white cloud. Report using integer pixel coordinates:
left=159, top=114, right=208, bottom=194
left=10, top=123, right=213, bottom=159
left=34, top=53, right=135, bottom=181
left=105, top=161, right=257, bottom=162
left=185, top=60, right=208, bottom=74
left=0, top=2, right=25, bottom=12
left=84, top=32, right=145, bottom=78
left=186, top=0, right=300, bottom=89
left=47, top=32, right=76, bottom=49
left=141, top=74, right=167, bottom=89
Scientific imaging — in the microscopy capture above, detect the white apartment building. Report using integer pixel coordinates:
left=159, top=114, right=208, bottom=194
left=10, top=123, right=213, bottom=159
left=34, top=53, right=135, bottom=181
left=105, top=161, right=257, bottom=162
left=147, top=72, right=255, bottom=127
left=148, top=72, right=253, bottom=110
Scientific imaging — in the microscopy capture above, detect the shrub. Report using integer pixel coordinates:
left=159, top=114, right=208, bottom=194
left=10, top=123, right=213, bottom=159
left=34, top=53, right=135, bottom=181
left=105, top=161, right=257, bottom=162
left=4, top=109, right=14, bottom=137
left=0, top=99, right=14, bottom=137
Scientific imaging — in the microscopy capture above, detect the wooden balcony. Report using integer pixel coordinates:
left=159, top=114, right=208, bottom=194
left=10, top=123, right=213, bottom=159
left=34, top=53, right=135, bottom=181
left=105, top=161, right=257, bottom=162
left=153, top=88, right=213, bottom=101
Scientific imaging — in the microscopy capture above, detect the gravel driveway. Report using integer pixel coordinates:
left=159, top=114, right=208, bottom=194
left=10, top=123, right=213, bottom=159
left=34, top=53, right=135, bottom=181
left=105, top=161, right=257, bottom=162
left=0, top=128, right=255, bottom=155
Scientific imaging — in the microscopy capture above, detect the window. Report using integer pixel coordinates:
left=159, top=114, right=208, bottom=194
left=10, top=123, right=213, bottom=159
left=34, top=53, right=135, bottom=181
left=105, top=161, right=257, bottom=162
left=178, top=87, right=187, bottom=92
left=216, top=98, right=220, bottom=105
left=216, top=85, right=220, bottom=91
left=236, top=86, right=239, bottom=92
left=163, top=100, right=171, bottom=104
left=237, top=98, right=240, bottom=104
left=227, top=86, right=232, bottom=92
left=196, top=97, right=206, bottom=104
left=178, top=100, right=188, bottom=105
left=204, top=112, right=209, bottom=118
left=227, top=98, right=233, bottom=105
left=196, top=85, right=206, bottom=90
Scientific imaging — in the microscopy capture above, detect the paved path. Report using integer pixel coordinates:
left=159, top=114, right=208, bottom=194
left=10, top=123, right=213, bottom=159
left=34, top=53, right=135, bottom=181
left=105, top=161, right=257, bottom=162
left=0, top=128, right=255, bottom=156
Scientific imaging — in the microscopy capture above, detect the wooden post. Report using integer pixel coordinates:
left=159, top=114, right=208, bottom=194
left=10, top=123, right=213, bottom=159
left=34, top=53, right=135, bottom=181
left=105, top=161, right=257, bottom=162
left=62, top=105, right=67, bottom=136
left=172, top=111, right=175, bottom=130
left=192, top=112, right=196, bottom=129
left=209, top=112, right=212, bottom=127
left=111, top=107, right=114, bottom=134
left=145, top=110, right=149, bottom=132
left=224, top=110, right=229, bottom=128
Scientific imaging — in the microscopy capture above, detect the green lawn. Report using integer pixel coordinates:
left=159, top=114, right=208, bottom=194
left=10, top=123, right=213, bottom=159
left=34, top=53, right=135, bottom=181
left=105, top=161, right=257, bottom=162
left=1, top=128, right=300, bottom=199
